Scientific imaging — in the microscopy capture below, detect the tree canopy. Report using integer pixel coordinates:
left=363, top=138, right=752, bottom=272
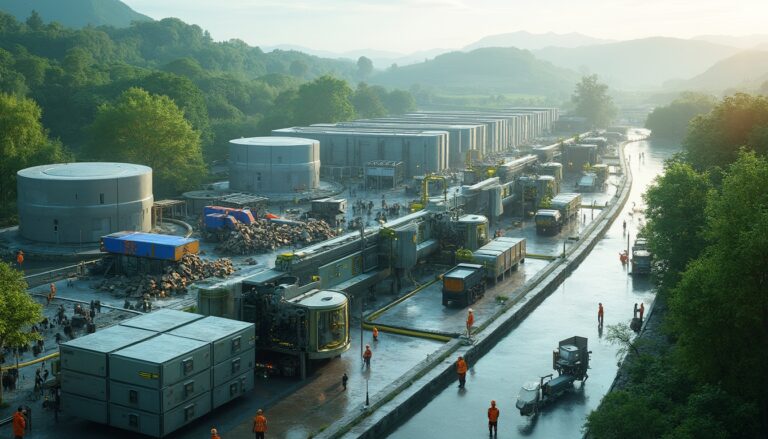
left=571, top=74, right=616, bottom=128
left=293, top=75, right=355, bottom=125
left=645, top=92, right=716, bottom=140
left=86, top=87, right=206, bottom=196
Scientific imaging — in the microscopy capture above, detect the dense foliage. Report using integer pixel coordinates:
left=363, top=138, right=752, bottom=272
left=645, top=92, right=716, bottom=140
left=587, top=95, right=768, bottom=437
left=571, top=74, right=617, bottom=128
left=0, top=11, right=417, bottom=223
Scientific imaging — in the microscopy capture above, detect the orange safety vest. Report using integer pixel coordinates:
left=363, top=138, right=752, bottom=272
left=598, top=305, right=604, bottom=316
left=456, top=358, right=467, bottom=374
left=488, top=406, right=500, bottom=422
left=13, top=412, right=26, bottom=436
left=373, top=327, right=379, bottom=338
left=16, top=252, right=24, bottom=265
left=467, top=313, right=474, bottom=327
left=363, top=348, right=372, bottom=359
left=253, top=415, right=267, bottom=432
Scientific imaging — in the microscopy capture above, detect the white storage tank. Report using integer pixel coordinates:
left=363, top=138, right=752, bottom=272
left=16, top=162, right=153, bottom=244
left=229, top=136, right=320, bottom=193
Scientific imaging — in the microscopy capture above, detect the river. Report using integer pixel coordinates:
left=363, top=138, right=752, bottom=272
left=388, top=136, right=681, bottom=438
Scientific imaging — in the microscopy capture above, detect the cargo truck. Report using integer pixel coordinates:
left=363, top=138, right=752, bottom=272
left=472, top=237, right=526, bottom=283
left=631, top=238, right=652, bottom=275
left=516, top=336, right=591, bottom=416
left=534, top=209, right=563, bottom=235
left=442, top=263, right=486, bottom=307
left=550, top=193, right=582, bottom=221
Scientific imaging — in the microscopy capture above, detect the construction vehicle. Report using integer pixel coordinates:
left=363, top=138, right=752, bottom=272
left=409, top=173, right=447, bottom=212
left=516, top=336, right=590, bottom=416
left=441, top=263, right=486, bottom=307
left=202, top=205, right=255, bottom=240
left=631, top=238, right=652, bottom=275
left=534, top=209, right=563, bottom=235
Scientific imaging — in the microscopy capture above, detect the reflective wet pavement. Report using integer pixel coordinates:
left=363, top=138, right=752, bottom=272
left=388, top=137, right=679, bottom=439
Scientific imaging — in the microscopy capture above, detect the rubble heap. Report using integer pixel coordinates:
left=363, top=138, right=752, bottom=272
left=216, top=219, right=336, bottom=254
left=96, top=254, right=235, bottom=298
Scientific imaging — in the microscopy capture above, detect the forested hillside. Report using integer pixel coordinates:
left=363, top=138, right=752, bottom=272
left=0, top=12, right=415, bottom=223
left=0, top=0, right=151, bottom=28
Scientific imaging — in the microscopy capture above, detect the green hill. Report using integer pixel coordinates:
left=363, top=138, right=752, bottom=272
left=0, top=0, right=151, bottom=28
left=677, top=50, right=768, bottom=91
left=370, top=47, right=578, bottom=96
left=534, top=37, right=739, bottom=89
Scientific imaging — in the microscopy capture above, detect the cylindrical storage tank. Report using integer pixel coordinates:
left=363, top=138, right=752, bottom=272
left=182, top=190, right=224, bottom=215
left=229, top=137, right=320, bottom=193
left=17, top=162, right=153, bottom=244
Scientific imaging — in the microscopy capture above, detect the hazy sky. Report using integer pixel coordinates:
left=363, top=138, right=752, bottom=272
left=122, top=0, right=768, bottom=53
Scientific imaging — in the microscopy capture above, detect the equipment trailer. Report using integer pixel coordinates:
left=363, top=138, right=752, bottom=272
left=516, top=336, right=591, bottom=416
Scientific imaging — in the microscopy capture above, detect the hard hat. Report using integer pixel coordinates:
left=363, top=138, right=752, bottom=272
left=257, top=409, right=263, bottom=414
left=491, top=400, right=496, bottom=406
left=366, top=344, right=370, bottom=348
left=211, top=427, right=218, bottom=434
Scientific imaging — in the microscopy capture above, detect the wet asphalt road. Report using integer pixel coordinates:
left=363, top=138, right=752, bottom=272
left=388, top=137, right=680, bottom=439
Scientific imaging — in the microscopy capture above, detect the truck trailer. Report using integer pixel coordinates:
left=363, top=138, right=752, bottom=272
left=442, top=263, right=486, bottom=307
left=472, top=237, right=526, bottom=282
left=550, top=193, right=582, bottom=222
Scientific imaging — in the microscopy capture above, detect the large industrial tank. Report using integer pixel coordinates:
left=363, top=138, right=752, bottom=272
left=17, top=162, right=153, bottom=244
left=229, top=137, right=320, bottom=193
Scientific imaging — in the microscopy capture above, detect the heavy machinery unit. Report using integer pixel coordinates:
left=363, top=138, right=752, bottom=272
left=472, top=237, right=526, bottom=282
left=631, top=238, right=652, bottom=275
left=534, top=209, right=563, bottom=235
left=442, top=263, right=486, bottom=307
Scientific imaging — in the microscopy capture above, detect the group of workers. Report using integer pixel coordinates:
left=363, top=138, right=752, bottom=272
left=209, top=408, right=267, bottom=439
left=454, top=355, right=500, bottom=435
left=597, top=302, right=645, bottom=326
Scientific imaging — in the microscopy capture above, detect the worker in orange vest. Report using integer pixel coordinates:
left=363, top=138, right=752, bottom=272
left=639, top=302, right=645, bottom=321
left=456, top=356, right=468, bottom=388
left=47, top=283, right=57, bottom=306
left=487, top=400, right=500, bottom=436
left=16, top=250, right=24, bottom=270
left=363, top=344, right=372, bottom=368
left=372, top=326, right=379, bottom=342
left=466, top=308, right=475, bottom=337
left=13, top=406, right=26, bottom=439
left=252, top=409, right=267, bottom=439
left=210, top=427, right=221, bottom=439
left=597, top=303, right=604, bottom=327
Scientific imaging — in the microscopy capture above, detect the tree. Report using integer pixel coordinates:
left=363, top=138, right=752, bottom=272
left=289, top=60, right=309, bottom=78
left=293, top=75, right=354, bottom=125
left=642, top=158, right=711, bottom=289
left=356, top=56, right=373, bottom=80
left=683, top=93, right=768, bottom=170
left=383, top=89, right=416, bottom=115
left=571, top=74, right=617, bottom=128
left=86, top=87, right=206, bottom=196
left=0, top=93, right=66, bottom=209
left=0, top=261, right=43, bottom=405
left=25, top=10, right=43, bottom=31
left=352, top=83, right=387, bottom=118
left=645, top=92, right=716, bottom=140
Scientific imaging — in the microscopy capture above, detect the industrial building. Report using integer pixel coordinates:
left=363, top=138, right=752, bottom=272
left=16, top=162, right=153, bottom=244
left=272, top=126, right=449, bottom=178
left=229, top=137, right=320, bottom=193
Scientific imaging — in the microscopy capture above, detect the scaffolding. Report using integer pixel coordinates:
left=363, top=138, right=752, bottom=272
left=152, top=199, right=188, bottom=227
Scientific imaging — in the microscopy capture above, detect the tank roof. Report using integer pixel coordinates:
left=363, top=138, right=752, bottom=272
left=290, top=289, right=347, bottom=309
left=229, top=136, right=317, bottom=147
left=17, top=162, right=151, bottom=180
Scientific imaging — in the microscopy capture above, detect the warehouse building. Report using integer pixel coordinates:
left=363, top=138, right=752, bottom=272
left=17, top=162, right=153, bottom=244
left=272, top=126, right=449, bottom=178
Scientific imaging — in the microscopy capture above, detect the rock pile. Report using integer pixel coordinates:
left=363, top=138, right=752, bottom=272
left=216, top=219, right=336, bottom=255
left=96, top=254, right=235, bottom=298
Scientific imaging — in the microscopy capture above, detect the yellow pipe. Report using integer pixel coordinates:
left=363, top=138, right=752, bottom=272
left=366, top=278, right=439, bottom=322
left=362, top=323, right=452, bottom=342
left=1, top=352, right=59, bottom=371
left=525, top=253, right=558, bottom=261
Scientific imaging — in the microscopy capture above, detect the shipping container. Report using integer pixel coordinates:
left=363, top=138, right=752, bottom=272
left=212, top=371, right=255, bottom=409
left=211, top=349, right=255, bottom=387
left=551, top=193, right=582, bottom=221
left=60, top=325, right=157, bottom=377
left=473, top=237, right=526, bottom=281
left=109, top=369, right=212, bottom=413
left=61, top=370, right=107, bottom=400
left=109, top=391, right=211, bottom=438
left=167, top=316, right=255, bottom=365
left=109, top=334, right=211, bottom=389
left=101, top=232, right=199, bottom=261
left=62, top=392, right=109, bottom=424
left=120, top=309, right=204, bottom=333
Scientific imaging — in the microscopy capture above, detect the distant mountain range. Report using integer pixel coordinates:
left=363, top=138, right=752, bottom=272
left=463, top=31, right=613, bottom=51
left=692, top=34, right=768, bottom=49
left=261, top=44, right=452, bottom=69
left=370, top=47, right=578, bottom=96
left=532, top=37, right=740, bottom=89
left=671, top=50, right=768, bottom=91
left=0, top=0, right=151, bottom=28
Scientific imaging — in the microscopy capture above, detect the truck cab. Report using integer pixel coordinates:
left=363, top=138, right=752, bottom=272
left=535, top=209, right=563, bottom=235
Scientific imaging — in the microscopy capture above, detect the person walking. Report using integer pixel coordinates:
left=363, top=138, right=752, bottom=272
left=456, top=356, right=468, bottom=388
left=363, top=344, right=372, bottom=368
left=16, top=250, right=24, bottom=270
left=342, top=373, right=348, bottom=390
left=487, top=400, right=500, bottom=436
left=210, top=427, right=221, bottom=439
left=47, top=283, right=57, bottom=306
left=372, top=327, right=379, bottom=342
left=252, top=409, right=267, bottom=439
left=639, top=302, right=645, bottom=321
left=466, top=309, right=475, bottom=337
left=598, top=303, right=604, bottom=327
left=13, top=407, right=26, bottom=439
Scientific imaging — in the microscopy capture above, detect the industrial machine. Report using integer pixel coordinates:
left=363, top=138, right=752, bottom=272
left=441, top=263, right=486, bottom=307
left=309, top=198, right=347, bottom=229
left=410, top=173, right=447, bottom=212
left=534, top=209, right=563, bottom=235
left=472, top=237, right=526, bottom=283
left=516, top=336, right=590, bottom=416
left=550, top=193, right=582, bottom=222
left=202, top=205, right=255, bottom=240
left=631, top=238, right=652, bottom=275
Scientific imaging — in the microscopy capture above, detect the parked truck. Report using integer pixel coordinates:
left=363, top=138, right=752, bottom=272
left=472, top=237, right=526, bottom=283
left=534, top=209, right=563, bottom=235
left=441, top=263, right=486, bottom=307
left=516, top=336, right=590, bottom=416
left=631, top=237, right=652, bottom=275
left=550, top=193, right=582, bottom=222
